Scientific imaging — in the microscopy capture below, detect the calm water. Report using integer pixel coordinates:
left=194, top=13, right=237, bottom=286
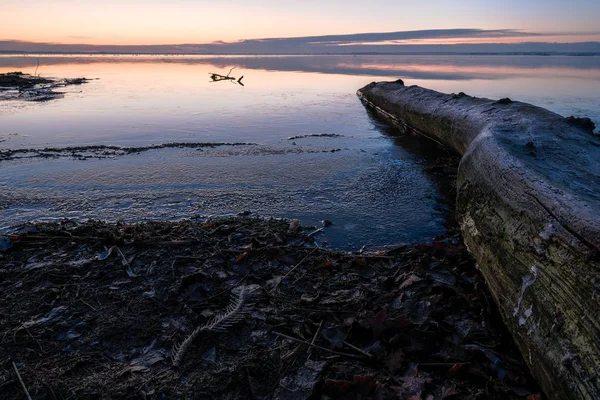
left=1, top=54, right=599, bottom=249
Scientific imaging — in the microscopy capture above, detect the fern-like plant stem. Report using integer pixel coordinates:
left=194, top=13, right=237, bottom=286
left=172, top=285, right=258, bottom=366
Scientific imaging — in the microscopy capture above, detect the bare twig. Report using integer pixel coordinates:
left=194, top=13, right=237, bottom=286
left=41, top=380, right=57, bottom=400
left=23, top=327, right=46, bottom=354
left=311, top=321, right=323, bottom=345
left=419, top=362, right=471, bottom=368
left=174, top=255, right=207, bottom=260
left=12, top=362, right=32, bottom=400
left=283, top=319, right=324, bottom=361
left=206, top=274, right=248, bottom=300
left=270, top=244, right=320, bottom=293
left=273, top=331, right=363, bottom=359
left=307, top=320, right=324, bottom=357
left=81, top=299, right=97, bottom=311
left=170, top=259, right=177, bottom=278
left=342, top=340, right=374, bottom=358
left=307, top=228, right=324, bottom=237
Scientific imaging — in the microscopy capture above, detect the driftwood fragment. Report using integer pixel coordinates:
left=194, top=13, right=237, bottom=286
left=209, top=67, right=244, bottom=86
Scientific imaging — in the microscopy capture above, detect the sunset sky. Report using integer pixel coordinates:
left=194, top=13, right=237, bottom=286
left=3, top=0, right=600, bottom=45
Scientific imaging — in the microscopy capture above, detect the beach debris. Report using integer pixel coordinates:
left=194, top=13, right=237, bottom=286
left=0, top=71, right=52, bottom=88
left=64, top=77, right=90, bottom=85
left=96, top=246, right=116, bottom=261
left=287, top=133, right=344, bottom=140
left=209, top=67, right=245, bottom=86
left=307, top=227, right=324, bottom=237
left=274, top=359, right=326, bottom=399
left=0, top=71, right=91, bottom=102
left=21, top=306, right=67, bottom=329
left=0, top=141, right=258, bottom=162
left=288, top=219, right=301, bottom=232
left=566, top=115, right=596, bottom=133
left=0, top=217, right=540, bottom=398
left=0, top=227, right=38, bottom=251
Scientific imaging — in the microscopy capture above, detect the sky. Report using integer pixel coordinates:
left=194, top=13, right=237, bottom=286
left=2, top=0, right=600, bottom=45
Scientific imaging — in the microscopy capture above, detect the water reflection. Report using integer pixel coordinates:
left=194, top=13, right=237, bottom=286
left=2, top=54, right=600, bottom=81
left=0, top=54, right=598, bottom=249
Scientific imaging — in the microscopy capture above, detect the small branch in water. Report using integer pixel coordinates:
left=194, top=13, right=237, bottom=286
left=209, top=67, right=245, bottom=86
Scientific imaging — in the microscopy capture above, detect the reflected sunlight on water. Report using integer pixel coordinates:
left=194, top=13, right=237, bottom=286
left=1, top=54, right=599, bottom=249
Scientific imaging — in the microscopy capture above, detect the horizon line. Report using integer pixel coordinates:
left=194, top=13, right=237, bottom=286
left=2, top=28, right=600, bottom=56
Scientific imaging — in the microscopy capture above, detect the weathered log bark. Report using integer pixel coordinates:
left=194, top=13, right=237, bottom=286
left=358, top=81, right=600, bottom=400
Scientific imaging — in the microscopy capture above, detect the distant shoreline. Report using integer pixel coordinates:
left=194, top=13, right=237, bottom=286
left=1, top=51, right=600, bottom=56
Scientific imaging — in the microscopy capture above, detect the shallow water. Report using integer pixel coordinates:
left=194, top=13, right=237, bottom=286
left=1, top=54, right=599, bottom=249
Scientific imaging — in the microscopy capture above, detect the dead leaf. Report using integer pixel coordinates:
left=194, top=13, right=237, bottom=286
left=319, top=261, right=334, bottom=269
left=275, top=359, right=325, bottom=399
left=385, top=348, right=405, bottom=373
left=325, top=375, right=374, bottom=395
left=236, top=251, right=249, bottom=263
left=351, top=257, right=367, bottom=268
left=527, top=394, right=542, bottom=400
left=400, top=274, right=423, bottom=289
left=449, top=362, right=467, bottom=375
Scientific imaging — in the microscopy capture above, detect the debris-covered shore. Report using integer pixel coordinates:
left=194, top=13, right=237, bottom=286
left=0, top=71, right=91, bottom=102
left=0, top=217, right=541, bottom=399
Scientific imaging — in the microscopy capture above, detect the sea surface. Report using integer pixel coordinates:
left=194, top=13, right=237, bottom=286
left=1, top=54, right=599, bottom=250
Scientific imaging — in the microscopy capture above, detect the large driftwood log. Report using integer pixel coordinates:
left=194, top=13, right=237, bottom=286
left=358, top=81, right=600, bottom=400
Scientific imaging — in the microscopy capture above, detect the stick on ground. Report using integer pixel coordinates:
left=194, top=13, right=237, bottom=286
left=12, top=361, right=32, bottom=400
left=273, top=331, right=363, bottom=359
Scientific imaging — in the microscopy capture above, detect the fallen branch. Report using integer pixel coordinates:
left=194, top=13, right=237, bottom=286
left=209, top=67, right=244, bottom=86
